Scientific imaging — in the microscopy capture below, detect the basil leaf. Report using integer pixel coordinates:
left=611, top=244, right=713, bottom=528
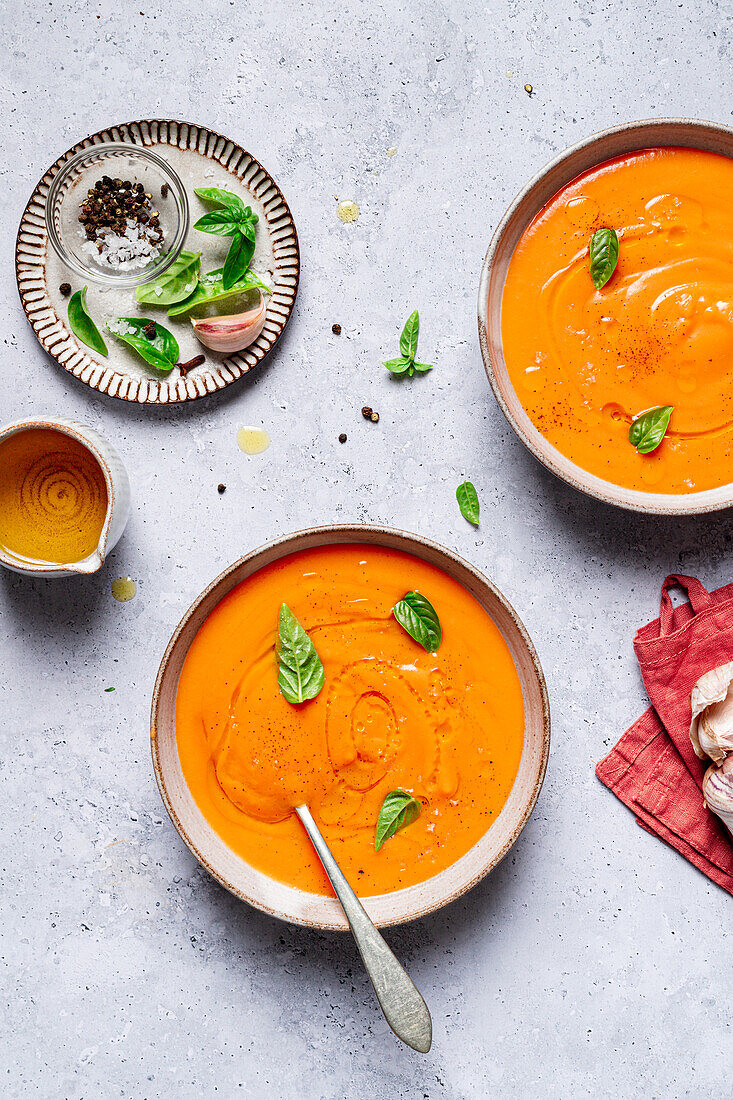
left=106, top=317, right=179, bottom=372
left=383, top=356, right=412, bottom=374
left=589, top=227, right=619, bottom=289
left=385, top=310, right=432, bottom=379
left=193, top=210, right=243, bottom=237
left=375, top=790, right=421, bottom=851
left=167, top=269, right=271, bottom=317
left=134, top=251, right=201, bottom=306
left=456, top=481, right=479, bottom=525
left=393, top=591, right=442, bottom=652
left=222, top=231, right=255, bottom=290
left=240, top=211, right=258, bottom=241
left=194, top=186, right=248, bottom=218
left=194, top=187, right=258, bottom=245
left=277, top=603, right=325, bottom=704
left=67, top=286, right=108, bottom=357
left=400, top=310, right=420, bottom=359
left=628, top=405, right=673, bottom=454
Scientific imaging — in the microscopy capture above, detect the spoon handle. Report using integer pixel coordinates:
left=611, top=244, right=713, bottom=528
left=295, top=804, right=432, bottom=1053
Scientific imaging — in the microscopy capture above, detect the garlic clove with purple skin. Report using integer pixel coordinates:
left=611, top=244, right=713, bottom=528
left=191, top=292, right=266, bottom=353
left=702, top=756, right=733, bottom=837
left=689, top=662, right=733, bottom=764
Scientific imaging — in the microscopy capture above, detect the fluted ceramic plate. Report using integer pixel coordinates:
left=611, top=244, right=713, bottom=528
left=16, top=120, right=299, bottom=404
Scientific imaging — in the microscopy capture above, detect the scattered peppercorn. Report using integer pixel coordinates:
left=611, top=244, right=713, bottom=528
left=143, top=321, right=156, bottom=339
left=332, top=323, right=342, bottom=335
left=161, top=183, right=169, bottom=199
left=370, top=411, right=380, bottom=423
left=338, top=433, right=347, bottom=443
left=217, top=484, right=226, bottom=494
left=59, top=282, right=72, bottom=297
left=524, top=83, right=534, bottom=96
left=361, top=406, right=373, bottom=419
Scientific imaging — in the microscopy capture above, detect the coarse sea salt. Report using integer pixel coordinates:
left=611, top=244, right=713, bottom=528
left=81, top=220, right=162, bottom=271
left=107, top=320, right=139, bottom=337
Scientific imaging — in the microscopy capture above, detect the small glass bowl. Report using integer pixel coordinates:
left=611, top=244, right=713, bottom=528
left=45, top=143, right=189, bottom=290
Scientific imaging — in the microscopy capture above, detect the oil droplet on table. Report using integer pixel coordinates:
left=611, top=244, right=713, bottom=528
left=337, top=199, right=360, bottom=224
left=111, top=576, right=137, bottom=602
left=237, top=426, right=271, bottom=455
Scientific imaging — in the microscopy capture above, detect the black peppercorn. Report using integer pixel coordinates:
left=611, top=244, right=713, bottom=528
left=338, top=433, right=347, bottom=443
left=161, top=183, right=169, bottom=199
left=217, top=484, right=226, bottom=494
left=59, top=282, right=72, bottom=297
left=361, top=406, right=372, bottom=419
left=332, top=323, right=342, bottom=335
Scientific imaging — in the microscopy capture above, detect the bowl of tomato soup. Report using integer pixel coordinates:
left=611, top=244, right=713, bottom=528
left=151, top=526, right=550, bottom=930
left=479, top=118, right=733, bottom=513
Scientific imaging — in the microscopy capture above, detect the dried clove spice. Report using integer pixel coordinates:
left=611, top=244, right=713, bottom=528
left=178, top=354, right=206, bottom=376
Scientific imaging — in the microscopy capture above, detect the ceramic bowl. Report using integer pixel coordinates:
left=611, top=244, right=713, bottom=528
left=478, top=117, right=733, bottom=515
left=45, top=143, right=189, bottom=290
left=151, top=525, right=550, bottom=931
left=0, top=416, right=130, bottom=578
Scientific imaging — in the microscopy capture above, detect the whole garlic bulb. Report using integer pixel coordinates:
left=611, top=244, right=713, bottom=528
left=702, top=757, right=733, bottom=838
left=689, top=662, right=733, bottom=764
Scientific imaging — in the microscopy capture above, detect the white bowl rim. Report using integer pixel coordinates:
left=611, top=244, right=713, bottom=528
left=150, top=524, right=551, bottom=930
left=478, top=116, right=733, bottom=516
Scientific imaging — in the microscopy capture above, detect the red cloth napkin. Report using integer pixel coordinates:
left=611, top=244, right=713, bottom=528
left=597, top=574, right=733, bottom=896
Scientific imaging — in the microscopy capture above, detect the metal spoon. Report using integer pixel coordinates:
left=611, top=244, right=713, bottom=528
left=295, top=804, right=432, bottom=1053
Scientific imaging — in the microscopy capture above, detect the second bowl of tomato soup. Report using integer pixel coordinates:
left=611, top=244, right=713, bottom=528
left=152, top=527, right=549, bottom=930
left=479, top=119, right=733, bottom=513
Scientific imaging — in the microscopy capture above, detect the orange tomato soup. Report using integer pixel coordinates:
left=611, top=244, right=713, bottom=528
left=175, top=545, right=524, bottom=896
left=501, top=147, right=733, bottom=493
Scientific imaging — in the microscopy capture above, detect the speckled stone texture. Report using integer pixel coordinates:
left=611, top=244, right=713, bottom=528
left=1, top=1, right=731, bottom=1096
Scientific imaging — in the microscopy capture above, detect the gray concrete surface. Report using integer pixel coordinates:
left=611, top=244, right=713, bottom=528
left=2, top=1, right=732, bottom=1096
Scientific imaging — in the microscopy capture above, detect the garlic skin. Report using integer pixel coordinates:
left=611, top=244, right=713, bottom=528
left=703, top=757, right=733, bottom=838
left=689, top=662, right=733, bottom=764
left=191, top=292, right=266, bottom=353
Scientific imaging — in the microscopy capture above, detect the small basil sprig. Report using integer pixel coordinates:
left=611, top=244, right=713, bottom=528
left=628, top=406, right=673, bottom=454
left=375, top=790, right=421, bottom=851
left=456, top=481, right=479, bottom=526
left=393, top=591, right=442, bottom=652
left=67, top=286, right=108, bottom=356
left=589, top=227, right=619, bottom=289
left=106, top=317, right=179, bottom=372
left=277, top=603, right=325, bottom=704
left=193, top=186, right=259, bottom=290
left=384, top=310, right=433, bottom=377
left=134, top=251, right=201, bottom=306
left=167, top=268, right=271, bottom=318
